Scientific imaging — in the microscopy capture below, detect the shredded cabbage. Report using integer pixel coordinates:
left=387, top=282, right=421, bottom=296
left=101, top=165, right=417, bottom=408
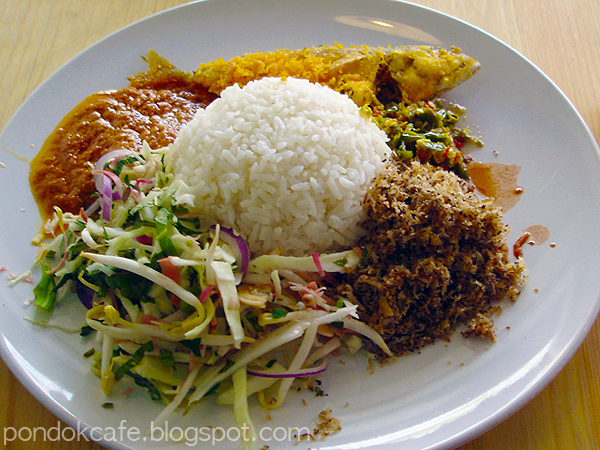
left=30, top=145, right=390, bottom=449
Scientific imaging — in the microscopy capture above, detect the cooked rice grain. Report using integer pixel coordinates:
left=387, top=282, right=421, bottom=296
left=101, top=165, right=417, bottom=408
left=168, top=77, right=391, bottom=256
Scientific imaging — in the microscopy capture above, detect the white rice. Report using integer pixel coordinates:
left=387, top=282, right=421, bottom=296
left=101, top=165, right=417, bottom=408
left=167, top=77, right=391, bottom=256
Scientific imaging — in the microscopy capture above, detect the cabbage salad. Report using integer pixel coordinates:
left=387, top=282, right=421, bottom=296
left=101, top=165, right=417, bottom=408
left=31, top=144, right=391, bottom=447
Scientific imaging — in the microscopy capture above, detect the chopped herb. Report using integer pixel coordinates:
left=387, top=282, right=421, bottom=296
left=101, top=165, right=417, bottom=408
left=155, top=207, right=178, bottom=256
left=180, top=338, right=202, bottom=356
left=159, top=348, right=175, bottom=368
left=101, top=402, right=115, bottom=409
left=333, top=258, right=348, bottom=267
left=105, top=271, right=154, bottom=304
left=113, top=341, right=154, bottom=381
left=358, top=246, right=368, bottom=266
left=113, top=156, right=139, bottom=176
left=83, top=348, right=96, bottom=358
left=314, top=386, right=327, bottom=397
left=245, top=311, right=264, bottom=333
left=80, top=325, right=94, bottom=337
left=371, top=99, right=480, bottom=179
left=129, top=197, right=155, bottom=216
left=179, top=299, right=195, bottom=314
left=265, top=359, right=277, bottom=368
left=271, top=308, right=288, bottom=319
left=176, top=218, right=203, bottom=235
left=126, top=372, right=162, bottom=401
left=330, top=321, right=344, bottom=329
left=335, top=298, right=345, bottom=309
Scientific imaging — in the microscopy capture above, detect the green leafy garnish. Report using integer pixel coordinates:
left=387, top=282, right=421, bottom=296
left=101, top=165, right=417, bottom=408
left=180, top=338, right=202, bottom=356
left=159, top=348, right=175, bottom=368
left=245, top=311, right=264, bottom=333
left=155, top=207, right=178, bottom=256
left=113, top=341, right=154, bottom=381
left=271, top=308, right=288, bottom=319
left=333, top=258, right=348, bottom=267
left=80, top=325, right=94, bottom=337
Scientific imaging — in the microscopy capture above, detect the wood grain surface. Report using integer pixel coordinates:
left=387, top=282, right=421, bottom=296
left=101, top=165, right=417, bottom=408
left=1, top=1, right=599, bottom=449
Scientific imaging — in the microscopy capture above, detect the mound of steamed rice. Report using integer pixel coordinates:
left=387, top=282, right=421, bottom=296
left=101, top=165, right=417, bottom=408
left=167, top=77, right=391, bottom=256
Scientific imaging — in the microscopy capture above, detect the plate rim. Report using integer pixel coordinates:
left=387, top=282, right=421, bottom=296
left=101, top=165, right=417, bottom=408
left=2, top=1, right=600, bottom=449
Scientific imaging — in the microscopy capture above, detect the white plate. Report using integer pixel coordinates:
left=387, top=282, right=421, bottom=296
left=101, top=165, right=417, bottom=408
left=1, top=1, right=600, bottom=449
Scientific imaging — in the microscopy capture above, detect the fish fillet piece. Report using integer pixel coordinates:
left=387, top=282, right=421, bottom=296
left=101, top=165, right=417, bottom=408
left=193, top=44, right=480, bottom=106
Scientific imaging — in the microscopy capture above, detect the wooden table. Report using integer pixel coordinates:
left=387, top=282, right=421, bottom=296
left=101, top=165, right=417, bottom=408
left=1, top=1, right=599, bottom=449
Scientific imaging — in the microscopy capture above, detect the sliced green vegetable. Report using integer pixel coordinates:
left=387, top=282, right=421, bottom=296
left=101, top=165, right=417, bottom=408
left=271, top=308, right=288, bottom=319
left=155, top=207, right=178, bottom=256
left=245, top=311, right=264, bottom=333
left=333, top=257, right=348, bottom=267
left=159, top=348, right=175, bottom=368
left=126, top=372, right=163, bottom=402
left=113, top=156, right=140, bottom=176
left=33, top=262, right=57, bottom=311
left=80, top=325, right=94, bottom=337
left=113, top=341, right=154, bottom=381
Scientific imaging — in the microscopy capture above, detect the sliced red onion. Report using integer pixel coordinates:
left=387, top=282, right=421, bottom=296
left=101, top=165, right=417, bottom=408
left=210, top=226, right=250, bottom=284
left=75, top=283, right=94, bottom=309
left=96, top=168, right=123, bottom=186
left=101, top=174, right=112, bottom=221
left=133, top=235, right=153, bottom=245
left=93, top=150, right=133, bottom=197
left=135, top=179, right=153, bottom=189
left=246, top=359, right=328, bottom=379
left=94, top=149, right=136, bottom=172
left=93, top=168, right=123, bottom=201
left=311, top=253, right=326, bottom=277
left=199, top=285, right=215, bottom=304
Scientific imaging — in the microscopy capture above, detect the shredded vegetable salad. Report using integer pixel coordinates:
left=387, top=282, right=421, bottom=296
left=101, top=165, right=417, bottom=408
left=31, top=143, right=392, bottom=448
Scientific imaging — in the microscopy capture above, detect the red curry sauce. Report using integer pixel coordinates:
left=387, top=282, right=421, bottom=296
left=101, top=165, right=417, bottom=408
left=29, top=82, right=215, bottom=219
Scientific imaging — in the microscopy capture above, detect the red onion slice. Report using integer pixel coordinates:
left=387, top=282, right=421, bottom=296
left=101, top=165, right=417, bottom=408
left=311, top=253, right=326, bottom=277
left=199, top=285, right=215, bottom=304
left=75, top=283, right=94, bottom=309
left=94, top=149, right=136, bottom=172
left=101, top=174, right=112, bottom=221
left=92, top=150, right=135, bottom=197
left=133, top=235, right=153, bottom=245
left=246, top=358, right=328, bottom=379
left=135, top=179, right=153, bottom=189
left=210, top=226, right=250, bottom=284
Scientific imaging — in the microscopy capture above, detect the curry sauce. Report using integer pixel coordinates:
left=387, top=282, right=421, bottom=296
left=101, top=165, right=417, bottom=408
left=29, top=79, right=215, bottom=219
